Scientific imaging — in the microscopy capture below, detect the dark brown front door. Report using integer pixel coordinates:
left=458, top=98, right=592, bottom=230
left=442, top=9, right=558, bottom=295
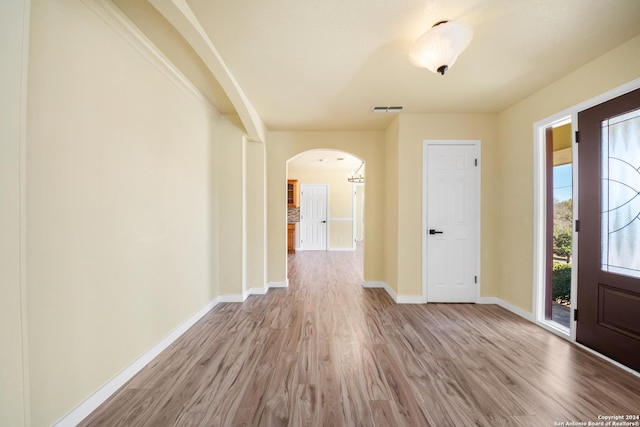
left=577, top=87, right=640, bottom=372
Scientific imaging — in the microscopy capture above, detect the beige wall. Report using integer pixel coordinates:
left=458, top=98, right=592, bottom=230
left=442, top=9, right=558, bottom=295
left=24, top=0, right=234, bottom=424
left=496, top=34, right=640, bottom=313
left=246, top=141, right=267, bottom=290
left=9, top=2, right=640, bottom=424
left=0, top=1, right=29, bottom=426
left=386, top=114, right=500, bottom=298
left=384, top=118, right=400, bottom=294
left=288, top=170, right=356, bottom=249
left=214, top=122, right=247, bottom=295
left=267, top=131, right=385, bottom=284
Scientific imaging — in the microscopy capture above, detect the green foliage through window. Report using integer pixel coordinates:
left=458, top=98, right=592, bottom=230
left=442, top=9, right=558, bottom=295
left=552, top=262, right=571, bottom=305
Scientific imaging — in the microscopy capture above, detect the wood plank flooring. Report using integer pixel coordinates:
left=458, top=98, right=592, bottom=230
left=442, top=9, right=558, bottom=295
left=81, top=245, right=640, bottom=426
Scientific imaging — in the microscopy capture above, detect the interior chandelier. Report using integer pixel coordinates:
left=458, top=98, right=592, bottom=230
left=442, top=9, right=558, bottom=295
left=347, top=162, right=365, bottom=183
left=409, top=20, right=473, bottom=75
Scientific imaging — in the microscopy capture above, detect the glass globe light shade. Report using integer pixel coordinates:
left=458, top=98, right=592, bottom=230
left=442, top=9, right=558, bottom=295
left=409, top=21, right=473, bottom=75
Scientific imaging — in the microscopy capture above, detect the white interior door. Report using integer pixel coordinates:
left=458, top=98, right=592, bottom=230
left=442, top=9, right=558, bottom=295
left=425, top=142, right=479, bottom=302
left=300, top=184, right=327, bottom=250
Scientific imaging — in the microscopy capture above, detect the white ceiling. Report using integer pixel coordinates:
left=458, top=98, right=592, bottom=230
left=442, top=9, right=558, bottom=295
left=287, top=150, right=363, bottom=174
left=117, top=0, right=640, bottom=132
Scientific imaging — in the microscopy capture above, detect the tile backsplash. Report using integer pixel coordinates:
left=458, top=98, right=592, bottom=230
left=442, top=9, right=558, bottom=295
left=288, top=206, right=300, bottom=222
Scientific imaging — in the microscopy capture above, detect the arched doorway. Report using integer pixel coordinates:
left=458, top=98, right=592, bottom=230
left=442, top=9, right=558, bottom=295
left=286, top=149, right=365, bottom=276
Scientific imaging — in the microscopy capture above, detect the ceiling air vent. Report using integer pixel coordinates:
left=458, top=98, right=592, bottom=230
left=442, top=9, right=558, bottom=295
left=371, top=105, right=404, bottom=113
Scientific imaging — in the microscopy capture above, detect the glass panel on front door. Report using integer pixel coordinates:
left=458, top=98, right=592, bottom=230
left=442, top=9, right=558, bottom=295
left=601, top=108, right=640, bottom=278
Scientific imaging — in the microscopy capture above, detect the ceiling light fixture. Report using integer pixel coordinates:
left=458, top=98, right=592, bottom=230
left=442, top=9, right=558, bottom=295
left=347, top=162, right=365, bottom=184
left=409, top=20, right=473, bottom=75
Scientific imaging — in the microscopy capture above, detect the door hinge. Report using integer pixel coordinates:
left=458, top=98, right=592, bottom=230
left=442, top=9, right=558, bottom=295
left=574, top=308, right=578, bottom=321
left=474, top=158, right=478, bottom=167
left=575, top=219, right=580, bottom=232
left=575, top=131, right=580, bottom=143
left=474, top=275, right=478, bottom=284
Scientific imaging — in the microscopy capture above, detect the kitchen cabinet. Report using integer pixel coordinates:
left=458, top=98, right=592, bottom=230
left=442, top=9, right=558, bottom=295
left=287, top=223, right=296, bottom=253
left=287, top=180, right=299, bottom=207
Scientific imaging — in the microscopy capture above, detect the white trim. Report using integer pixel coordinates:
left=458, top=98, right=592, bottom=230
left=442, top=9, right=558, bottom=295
left=268, top=280, right=288, bottom=288
left=480, top=298, right=640, bottom=376
left=575, top=343, right=640, bottom=378
left=362, top=281, right=386, bottom=288
left=244, top=287, right=268, bottom=298
left=328, top=215, right=355, bottom=250
left=80, top=0, right=217, bottom=115
left=569, top=154, right=579, bottom=347
left=535, top=78, right=640, bottom=129
left=532, top=77, right=640, bottom=344
left=422, top=140, right=481, bottom=303
left=54, top=298, right=221, bottom=426
left=19, top=2, right=32, bottom=424
left=351, top=182, right=366, bottom=250
left=477, top=297, right=500, bottom=305
left=218, top=294, right=245, bottom=303
left=532, top=115, right=574, bottom=337
left=362, top=281, right=433, bottom=304
left=363, top=281, right=398, bottom=302
left=57, top=286, right=632, bottom=427
left=478, top=297, right=535, bottom=322
left=148, top=0, right=265, bottom=142
left=397, top=295, right=428, bottom=304
left=538, top=318, right=571, bottom=339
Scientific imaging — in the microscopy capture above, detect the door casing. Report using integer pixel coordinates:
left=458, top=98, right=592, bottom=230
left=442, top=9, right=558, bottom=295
left=422, top=140, right=481, bottom=303
left=532, top=77, right=640, bottom=347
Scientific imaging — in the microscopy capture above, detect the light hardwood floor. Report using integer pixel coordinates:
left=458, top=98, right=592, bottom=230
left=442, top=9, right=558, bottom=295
left=81, top=245, right=640, bottom=426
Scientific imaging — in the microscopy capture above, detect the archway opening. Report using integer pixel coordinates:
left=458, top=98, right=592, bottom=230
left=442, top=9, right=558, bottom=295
left=286, top=149, right=365, bottom=279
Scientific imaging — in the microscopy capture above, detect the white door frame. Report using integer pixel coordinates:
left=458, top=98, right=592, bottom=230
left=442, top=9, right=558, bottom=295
left=422, top=140, right=481, bottom=302
left=532, top=114, right=576, bottom=339
left=532, top=77, right=640, bottom=342
left=352, top=182, right=364, bottom=248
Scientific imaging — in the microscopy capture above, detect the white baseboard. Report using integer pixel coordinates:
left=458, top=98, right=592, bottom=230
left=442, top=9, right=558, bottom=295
left=218, top=294, right=245, bottom=303
left=363, top=282, right=427, bottom=304
left=244, top=287, right=268, bottom=299
left=478, top=297, right=640, bottom=377
left=54, top=298, right=221, bottom=426
left=397, top=295, right=428, bottom=304
left=55, top=285, right=638, bottom=427
left=268, top=280, right=288, bottom=288
left=575, top=342, right=640, bottom=378
left=477, top=296, right=500, bottom=306
left=328, top=247, right=355, bottom=252
left=363, top=281, right=398, bottom=302
left=362, top=280, right=386, bottom=289
left=477, top=297, right=535, bottom=322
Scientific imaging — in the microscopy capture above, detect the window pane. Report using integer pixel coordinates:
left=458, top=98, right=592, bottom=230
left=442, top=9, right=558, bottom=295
left=601, top=108, right=640, bottom=278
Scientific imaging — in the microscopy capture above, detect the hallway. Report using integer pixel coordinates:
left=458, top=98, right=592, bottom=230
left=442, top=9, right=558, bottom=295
left=81, top=248, right=640, bottom=426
